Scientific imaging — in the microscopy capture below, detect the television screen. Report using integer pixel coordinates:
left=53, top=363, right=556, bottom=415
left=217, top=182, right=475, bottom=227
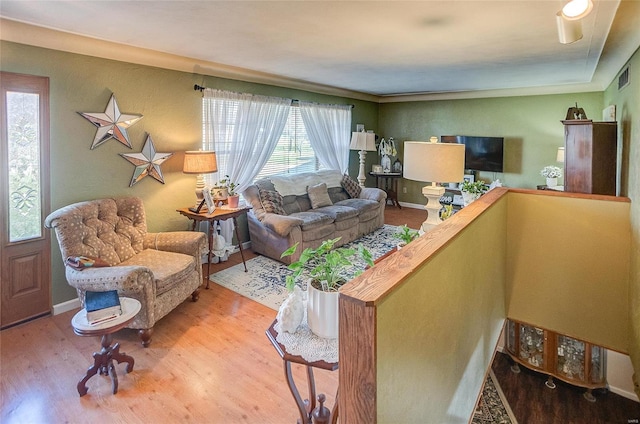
left=441, top=135, right=504, bottom=173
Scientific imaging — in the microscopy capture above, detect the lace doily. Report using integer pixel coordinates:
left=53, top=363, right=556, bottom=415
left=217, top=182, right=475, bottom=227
left=275, top=313, right=338, bottom=364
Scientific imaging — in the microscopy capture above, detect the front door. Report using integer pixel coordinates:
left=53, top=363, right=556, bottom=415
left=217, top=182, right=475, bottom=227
left=1, top=72, right=51, bottom=328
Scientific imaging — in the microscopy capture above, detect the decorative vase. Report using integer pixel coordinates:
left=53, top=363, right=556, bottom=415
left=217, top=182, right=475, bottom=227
left=307, top=280, right=339, bottom=339
left=462, top=191, right=481, bottom=207
left=212, top=187, right=228, bottom=201
left=227, top=195, right=240, bottom=208
left=546, top=177, right=558, bottom=187
left=381, top=154, right=391, bottom=173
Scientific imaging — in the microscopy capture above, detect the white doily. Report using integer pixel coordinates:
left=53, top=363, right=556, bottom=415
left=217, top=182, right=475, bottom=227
left=275, top=313, right=338, bottom=364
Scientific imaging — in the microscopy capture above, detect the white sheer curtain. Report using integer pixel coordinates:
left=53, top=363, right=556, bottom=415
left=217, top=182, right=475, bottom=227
left=202, top=89, right=291, bottom=248
left=298, top=101, right=352, bottom=173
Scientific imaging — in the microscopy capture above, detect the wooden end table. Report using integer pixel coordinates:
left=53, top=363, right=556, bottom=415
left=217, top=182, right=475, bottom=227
left=176, top=205, right=251, bottom=288
left=71, top=297, right=141, bottom=396
left=369, top=171, right=402, bottom=209
left=266, top=320, right=339, bottom=424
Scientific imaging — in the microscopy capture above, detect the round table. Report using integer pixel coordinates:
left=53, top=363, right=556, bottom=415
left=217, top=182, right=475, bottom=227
left=71, top=297, right=141, bottom=396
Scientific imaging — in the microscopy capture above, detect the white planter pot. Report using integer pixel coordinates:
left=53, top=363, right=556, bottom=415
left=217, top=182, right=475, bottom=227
left=461, top=191, right=481, bottom=207
left=546, top=177, right=558, bottom=187
left=307, top=281, right=339, bottom=339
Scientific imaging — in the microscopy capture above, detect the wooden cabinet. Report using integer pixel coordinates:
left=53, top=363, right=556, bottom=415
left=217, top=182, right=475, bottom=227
left=562, top=120, right=617, bottom=195
left=505, top=319, right=607, bottom=402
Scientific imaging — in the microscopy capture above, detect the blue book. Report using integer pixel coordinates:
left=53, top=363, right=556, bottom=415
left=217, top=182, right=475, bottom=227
left=85, top=290, right=122, bottom=324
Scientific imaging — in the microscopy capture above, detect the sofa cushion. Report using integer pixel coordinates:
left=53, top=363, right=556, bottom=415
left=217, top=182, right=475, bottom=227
left=334, top=198, right=379, bottom=213
left=341, top=174, right=362, bottom=198
left=290, top=210, right=334, bottom=231
left=307, top=183, right=333, bottom=209
left=120, top=249, right=196, bottom=296
left=314, top=205, right=359, bottom=222
left=259, top=189, right=286, bottom=215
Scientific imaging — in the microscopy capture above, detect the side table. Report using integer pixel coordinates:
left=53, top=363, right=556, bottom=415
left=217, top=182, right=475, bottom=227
left=177, top=205, right=251, bottom=288
left=369, top=171, right=402, bottom=209
left=266, top=320, right=339, bottom=424
left=71, top=297, right=141, bottom=396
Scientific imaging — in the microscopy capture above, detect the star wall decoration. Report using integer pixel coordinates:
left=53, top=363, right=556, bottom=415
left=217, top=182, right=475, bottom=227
left=78, top=94, right=143, bottom=149
left=120, top=135, right=174, bottom=187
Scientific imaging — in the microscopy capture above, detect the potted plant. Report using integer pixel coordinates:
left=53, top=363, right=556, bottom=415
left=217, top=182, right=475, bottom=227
left=394, top=224, right=419, bottom=250
left=460, top=180, right=487, bottom=206
left=280, top=237, right=373, bottom=338
left=540, top=165, right=562, bottom=187
left=212, top=175, right=240, bottom=207
left=226, top=178, right=240, bottom=208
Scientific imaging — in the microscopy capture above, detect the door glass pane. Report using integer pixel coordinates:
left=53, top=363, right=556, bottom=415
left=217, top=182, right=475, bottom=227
left=7, top=91, right=41, bottom=242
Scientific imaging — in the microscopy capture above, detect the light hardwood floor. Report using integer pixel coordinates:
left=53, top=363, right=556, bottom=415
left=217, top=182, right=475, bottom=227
left=0, top=205, right=425, bottom=423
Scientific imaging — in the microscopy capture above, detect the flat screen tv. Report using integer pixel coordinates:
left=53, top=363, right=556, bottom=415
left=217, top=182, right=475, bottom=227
left=441, top=135, right=504, bottom=173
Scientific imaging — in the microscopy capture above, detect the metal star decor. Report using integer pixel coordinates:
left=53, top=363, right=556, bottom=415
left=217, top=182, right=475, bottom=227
left=78, top=94, right=143, bottom=149
left=120, top=135, right=174, bottom=187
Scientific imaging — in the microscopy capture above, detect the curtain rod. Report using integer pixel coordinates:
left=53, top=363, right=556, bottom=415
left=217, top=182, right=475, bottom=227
left=193, top=84, right=354, bottom=108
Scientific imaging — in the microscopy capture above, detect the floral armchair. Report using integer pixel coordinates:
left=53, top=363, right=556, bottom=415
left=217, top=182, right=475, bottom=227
left=45, top=197, right=206, bottom=347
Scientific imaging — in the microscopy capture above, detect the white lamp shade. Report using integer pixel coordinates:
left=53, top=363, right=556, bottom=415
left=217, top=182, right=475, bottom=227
left=183, top=151, right=218, bottom=174
left=557, top=147, right=565, bottom=163
left=350, top=132, right=376, bottom=151
left=403, top=141, right=465, bottom=183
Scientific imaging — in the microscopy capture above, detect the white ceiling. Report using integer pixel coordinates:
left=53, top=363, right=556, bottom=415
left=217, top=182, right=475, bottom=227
left=1, top=1, right=639, bottom=101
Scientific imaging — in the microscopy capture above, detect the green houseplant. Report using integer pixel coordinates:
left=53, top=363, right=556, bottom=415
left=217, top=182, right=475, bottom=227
left=460, top=180, right=487, bottom=206
left=281, top=237, right=373, bottom=338
left=394, top=224, right=419, bottom=249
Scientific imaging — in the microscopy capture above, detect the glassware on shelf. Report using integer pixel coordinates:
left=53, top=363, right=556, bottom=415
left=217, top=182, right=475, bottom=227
left=519, top=324, right=544, bottom=369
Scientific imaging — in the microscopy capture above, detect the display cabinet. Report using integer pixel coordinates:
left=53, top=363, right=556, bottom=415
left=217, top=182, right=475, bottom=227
left=505, top=319, right=607, bottom=402
left=562, top=120, right=617, bottom=195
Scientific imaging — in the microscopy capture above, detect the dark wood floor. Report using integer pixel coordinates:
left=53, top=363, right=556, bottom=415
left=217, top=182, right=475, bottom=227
left=388, top=205, right=640, bottom=423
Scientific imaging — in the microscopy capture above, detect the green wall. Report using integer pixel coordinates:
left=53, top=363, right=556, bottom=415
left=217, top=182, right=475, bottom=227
left=604, top=46, right=640, bottom=399
left=378, top=93, right=603, bottom=205
left=0, top=40, right=379, bottom=304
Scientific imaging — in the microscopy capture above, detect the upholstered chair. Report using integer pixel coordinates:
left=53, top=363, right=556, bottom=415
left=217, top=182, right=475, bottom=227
left=45, top=197, right=206, bottom=347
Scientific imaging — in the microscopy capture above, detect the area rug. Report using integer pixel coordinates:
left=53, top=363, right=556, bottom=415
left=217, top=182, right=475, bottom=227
left=472, top=370, right=518, bottom=424
left=209, top=225, right=400, bottom=310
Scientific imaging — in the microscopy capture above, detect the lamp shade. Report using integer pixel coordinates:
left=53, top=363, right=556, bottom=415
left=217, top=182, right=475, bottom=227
left=349, top=132, right=376, bottom=151
left=403, top=141, right=465, bottom=183
left=183, top=151, right=217, bottom=174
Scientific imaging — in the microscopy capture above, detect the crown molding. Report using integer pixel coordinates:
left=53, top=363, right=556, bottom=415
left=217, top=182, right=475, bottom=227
left=0, top=18, right=380, bottom=103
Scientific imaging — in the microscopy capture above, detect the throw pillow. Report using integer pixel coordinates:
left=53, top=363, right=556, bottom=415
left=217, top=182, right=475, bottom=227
left=259, top=189, right=286, bottom=215
left=341, top=173, right=362, bottom=198
left=307, top=182, right=333, bottom=209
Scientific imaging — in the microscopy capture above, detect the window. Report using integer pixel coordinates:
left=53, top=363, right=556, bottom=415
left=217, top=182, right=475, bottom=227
left=203, top=100, right=321, bottom=182
left=256, top=105, right=321, bottom=179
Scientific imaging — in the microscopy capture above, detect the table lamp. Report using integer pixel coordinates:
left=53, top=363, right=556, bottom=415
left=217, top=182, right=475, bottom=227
left=349, top=130, right=376, bottom=187
left=403, top=137, right=465, bottom=233
left=183, top=150, right=217, bottom=213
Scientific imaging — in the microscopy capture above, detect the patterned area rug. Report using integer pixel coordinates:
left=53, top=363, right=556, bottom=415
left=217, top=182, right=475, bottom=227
left=473, top=370, right=518, bottom=424
left=209, top=225, right=400, bottom=310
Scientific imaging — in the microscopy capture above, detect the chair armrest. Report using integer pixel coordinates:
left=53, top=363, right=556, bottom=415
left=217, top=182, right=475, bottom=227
left=359, top=187, right=387, bottom=203
left=66, top=265, right=156, bottom=328
left=144, top=231, right=207, bottom=257
left=261, top=213, right=304, bottom=237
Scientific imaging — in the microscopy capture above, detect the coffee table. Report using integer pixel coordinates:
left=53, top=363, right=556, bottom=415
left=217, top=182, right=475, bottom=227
left=71, top=297, right=141, bottom=396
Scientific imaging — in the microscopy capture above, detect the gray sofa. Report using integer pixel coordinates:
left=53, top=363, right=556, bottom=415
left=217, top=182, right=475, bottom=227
left=243, top=170, right=386, bottom=264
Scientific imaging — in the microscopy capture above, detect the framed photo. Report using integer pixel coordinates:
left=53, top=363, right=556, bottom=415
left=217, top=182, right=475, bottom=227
left=602, top=105, right=616, bottom=122
left=203, top=186, right=215, bottom=213
left=463, top=174, right=475, bottom=184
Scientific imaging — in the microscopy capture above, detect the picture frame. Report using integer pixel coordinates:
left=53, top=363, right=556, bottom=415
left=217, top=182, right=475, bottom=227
left=463, top=174, right=475, bottom=184
left=203, top=186, right=215, bottom=213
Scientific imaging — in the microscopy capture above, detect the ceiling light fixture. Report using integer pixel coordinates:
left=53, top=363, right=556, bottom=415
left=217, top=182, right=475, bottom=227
left=561, top=0, right=594, bottom=20
left=556, top=12, right=583, bottom=44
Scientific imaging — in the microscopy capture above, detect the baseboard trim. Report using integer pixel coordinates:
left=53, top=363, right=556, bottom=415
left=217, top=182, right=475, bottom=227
left=52, top=297, right=80, bottom=315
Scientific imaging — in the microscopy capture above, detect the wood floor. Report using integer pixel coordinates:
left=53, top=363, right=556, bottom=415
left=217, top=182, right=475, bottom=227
left=1, top=205, right=638, bottom=423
